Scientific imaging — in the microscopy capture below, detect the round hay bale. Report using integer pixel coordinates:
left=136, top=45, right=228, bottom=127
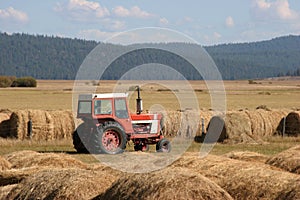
left=7, top=168, right=119, bottom=200
left=4, top=150, right=87, bottom=169
left=95, top=167, right=233, bottom=200
left=205, top=115, right=227, bottom=143
left=266, top=145, right=300, bottom=174
left=163, top=110, right=182, bottom=136
left=172, top=153, right=300, bottom=200
left=205, top=111, right=254, bottom=143
left=223, top=151, right=269, bottom=163
left=278, top=111, right=300, bottom=136
left=0, top=156, right=11, bottom=170
left=48, top=110, right=75, bottom=140
left=9, top=109, right=75, bottom=140
left=0, top=109, right=12, bottom=138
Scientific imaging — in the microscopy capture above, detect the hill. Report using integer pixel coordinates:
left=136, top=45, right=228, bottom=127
left=0, top=32, right=299, bottom=80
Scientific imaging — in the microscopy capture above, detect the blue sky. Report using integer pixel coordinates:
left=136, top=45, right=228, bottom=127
left=0, top=0, right=300, bottom=45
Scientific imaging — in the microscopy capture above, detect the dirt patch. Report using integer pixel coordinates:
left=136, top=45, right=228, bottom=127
left=266, top=145, right=300, bottom=174
left=95, top=167, right=233, bottom=200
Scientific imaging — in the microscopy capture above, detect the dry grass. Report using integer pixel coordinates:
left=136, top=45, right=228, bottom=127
left=95, top=167, right=233, bottom=200
left=266, top=145, right=300, bottom=174
left=172, top=153, right=300, bottom=200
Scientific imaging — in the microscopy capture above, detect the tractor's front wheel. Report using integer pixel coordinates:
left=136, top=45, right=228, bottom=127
left=156, top=138, right=171, bottom=153
left=93, top=122, right=127, bottom=154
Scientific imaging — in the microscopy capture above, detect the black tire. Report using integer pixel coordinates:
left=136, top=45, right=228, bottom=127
left=92, top=121, right=127, bottom=154
left=134, top=143, right=149, bottom=152
left=72, top=123, right=89, bottom=153
left=156, top=138, right=171, bottom=153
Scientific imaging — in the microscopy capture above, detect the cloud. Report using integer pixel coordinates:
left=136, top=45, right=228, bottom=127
left=54, top=0, right=109, bottom=21
left=159, top=18, right=169, bottom=26
left=225, top=16, right=235, bottom=27
left=78, top=29, right=119, bottom=41
left=252, top=0, right=298, bottom=20
left=112, top=6, right=154, bottom=18
left=0, top=7, right=28, bottom=23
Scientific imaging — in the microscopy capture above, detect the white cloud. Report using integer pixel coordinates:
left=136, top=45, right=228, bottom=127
left=78, top=29, right=119, bottom=41
left=55, top=0, right=109, bottom=21
left=113, top=6, right=154, bottom=18
left=225, top=16, right=235, bottom=27
left=252, top=0, right=298, bottom=20
left=0, top=7, right=28, bottom=23
left=159, top=18, right=169, bottom=26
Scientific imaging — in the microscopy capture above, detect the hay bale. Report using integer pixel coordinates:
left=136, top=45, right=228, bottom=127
left=0, top=156, right=11, bottom=171
left=0, top=184, right=17, bottom=200
left=7, top=168, right=119, bottom=200
left=9, top=109, right=75, bottom=140
left=172, top=153, right=300, bottom=200
left=0, top=167, right=41, bottom=186
left=0, top=109, right=12, bottom=138
left=4, top=150, right=87, bottom=169
left=223, top=151, right=269, bottom=163
left=205, top=111, right=253, bottom=143
left=266, top=145, right=300, bottom=174
left=277, top=111, right=300, bottom=136
left=95, top=167, right=233, bottom=200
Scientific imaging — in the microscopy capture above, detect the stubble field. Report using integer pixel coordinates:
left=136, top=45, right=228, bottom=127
left=0, top=79, right=300, bottom=199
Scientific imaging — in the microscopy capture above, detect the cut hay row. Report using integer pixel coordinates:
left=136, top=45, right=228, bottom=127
left=172, top=153, right=300, bottom=200
left=8, top=109, right=75, bottom=140
left=4, top=150, right=87, bottom=169
left=95, top=167, right=233, bottom=200
left=0, top=156, right=11, bottom=171
left=266, top=145, right=300, bottom=174
left=5, top=168, right=119, bottom=200
left=223, top=151, right=269, bottom=163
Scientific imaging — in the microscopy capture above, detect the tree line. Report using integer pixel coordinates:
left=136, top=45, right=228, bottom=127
left=0, top=32, right=299, bottom=80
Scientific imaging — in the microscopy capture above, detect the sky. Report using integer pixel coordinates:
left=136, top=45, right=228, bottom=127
left=0, top=0, right=300, bottom=45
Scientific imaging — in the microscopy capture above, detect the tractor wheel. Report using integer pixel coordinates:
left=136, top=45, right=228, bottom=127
left=72, top=123, right=89, bottom=153
left=156, top=138, right=171, bottom=153
left=93, top=122, right=127, bottom=154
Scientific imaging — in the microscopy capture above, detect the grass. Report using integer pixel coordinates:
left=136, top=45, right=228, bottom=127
left=0, top=79, right=300, bottom=164
left=0, top=136, right=299, bottom=164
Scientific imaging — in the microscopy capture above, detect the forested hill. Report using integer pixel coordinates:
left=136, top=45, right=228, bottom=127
left=0, top=32, right=300, bottom=80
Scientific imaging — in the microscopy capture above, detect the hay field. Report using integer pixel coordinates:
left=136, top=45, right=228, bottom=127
left=0, top=79, right=300, bottom=199
left=0, top=79, right=299, bottom=110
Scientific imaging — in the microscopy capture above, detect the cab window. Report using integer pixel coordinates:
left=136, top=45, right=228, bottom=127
left=78, top=101, right=91, bottom=114
left=115, top=99, right=129, bottom=119
left=94, top=99, right=112, bottom=115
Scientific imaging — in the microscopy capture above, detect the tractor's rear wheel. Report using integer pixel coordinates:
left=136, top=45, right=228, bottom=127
left=156, top=138, right=171, bottom=153
left=93, top=122, right=127, bottom=154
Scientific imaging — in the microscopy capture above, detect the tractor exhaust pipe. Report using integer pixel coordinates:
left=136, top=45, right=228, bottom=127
left=136, top=86, right=143, bottom=114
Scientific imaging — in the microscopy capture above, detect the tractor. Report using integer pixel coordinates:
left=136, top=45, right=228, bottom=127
left=73, top=86, right=171, bottom=154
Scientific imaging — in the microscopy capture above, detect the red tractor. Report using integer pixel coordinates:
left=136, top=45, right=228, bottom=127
left=73, top=86, right=171, bottom=154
